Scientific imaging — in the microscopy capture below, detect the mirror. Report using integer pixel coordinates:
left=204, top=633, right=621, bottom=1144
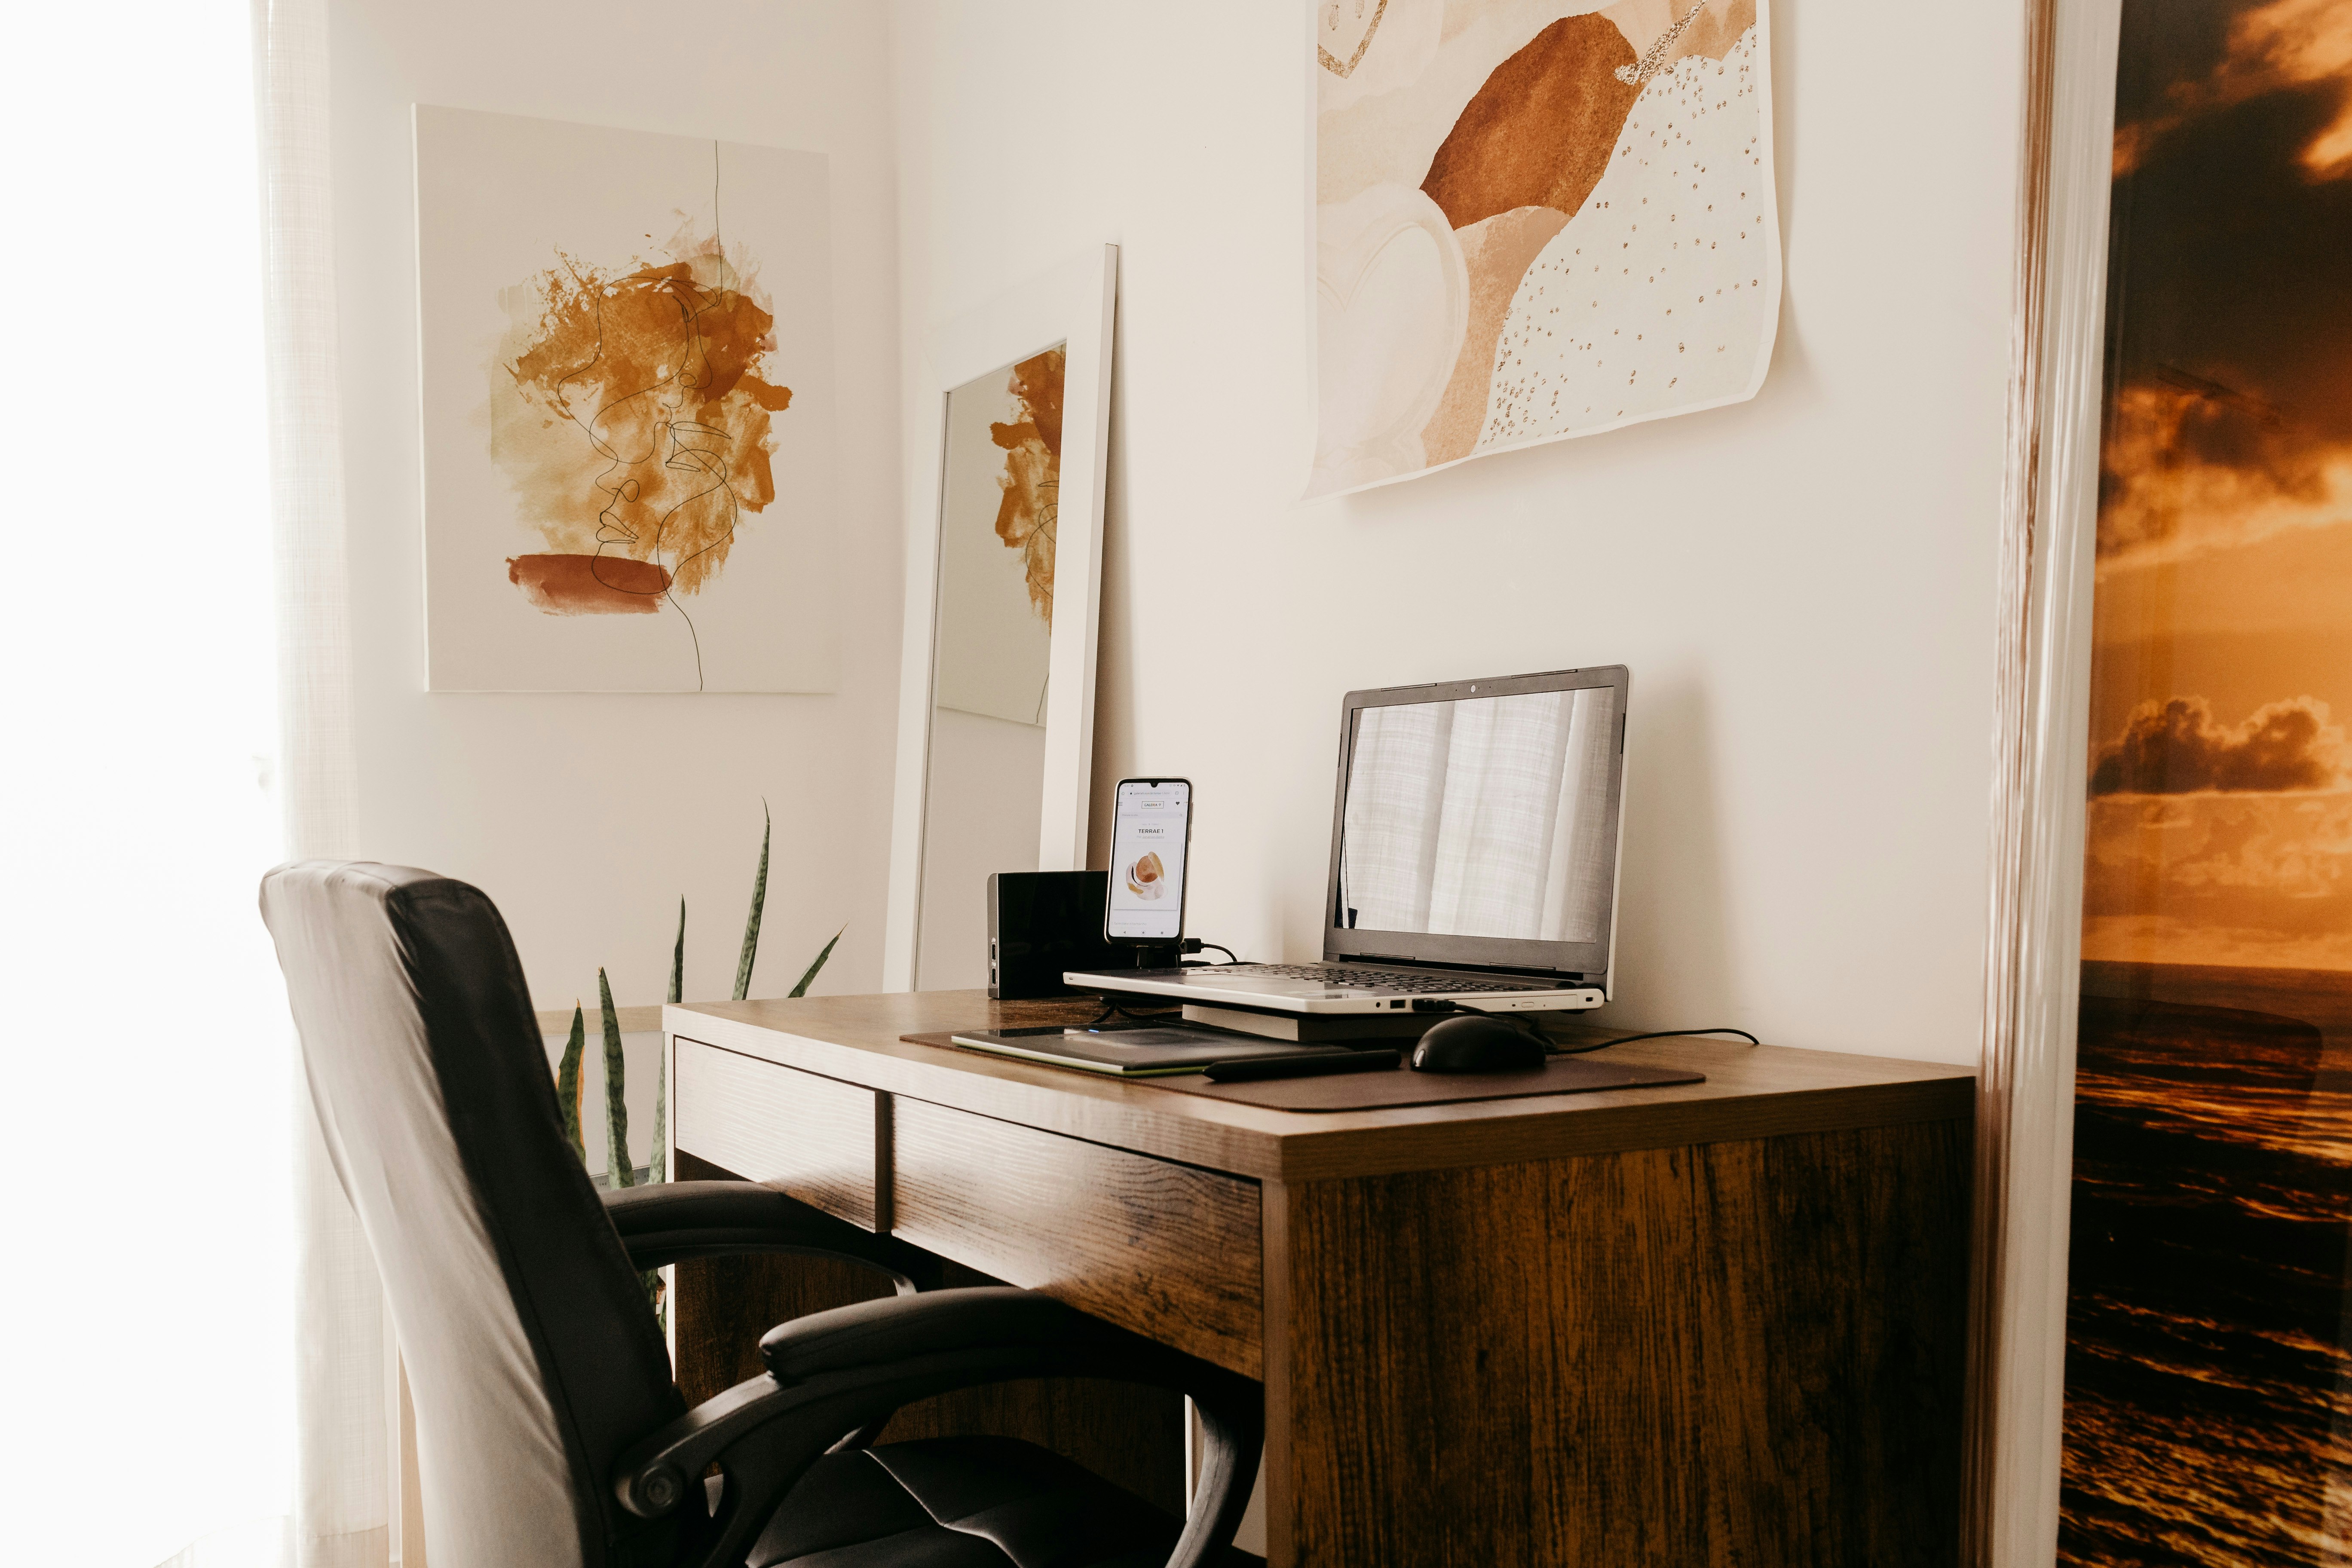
left=916, top=349, right=1064, bottom=988
left=884, top=248, right=1117, bottom=991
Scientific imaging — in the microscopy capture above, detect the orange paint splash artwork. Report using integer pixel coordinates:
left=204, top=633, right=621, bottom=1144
left=990, top=348, right=1065, bottom=624
left=419, top=110, right=836, bottom=694
left=490, top=220, right=792, bottom=625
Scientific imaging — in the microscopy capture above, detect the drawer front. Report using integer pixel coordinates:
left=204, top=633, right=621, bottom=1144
left=890, top=1096, right=1263, bottom=1377
left=674, top=1039, right=881, bottom=1230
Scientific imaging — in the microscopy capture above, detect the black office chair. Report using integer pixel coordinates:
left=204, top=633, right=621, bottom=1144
left=261, top=861, right=1263, bottom=1568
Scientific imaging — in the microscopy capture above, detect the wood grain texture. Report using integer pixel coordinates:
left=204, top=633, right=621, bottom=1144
left=1268, top=1119, right=1972, bottom=1567
left=898, top=1030, right=1704, bottom=1111
left=669, top=992, right=1975, bottom=1183
left=670, top=1152, right=898, bottom=1405
left=670, top=1151, right=1184, bottom=1514
left=674, top=1041, right=881, bottom=1229
left=890, top=1096, right=1264, bottom=1378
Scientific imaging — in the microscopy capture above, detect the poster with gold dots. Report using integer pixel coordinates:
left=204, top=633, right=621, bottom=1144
left=1309, top=0, right=1781, bottom=497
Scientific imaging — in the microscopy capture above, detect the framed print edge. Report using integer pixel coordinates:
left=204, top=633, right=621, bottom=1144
left=1962, top=3, right=2119, bottom=1563
left=413, top=104, right=840, bottom=694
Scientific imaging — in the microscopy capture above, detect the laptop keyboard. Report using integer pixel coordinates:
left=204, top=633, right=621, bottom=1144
left=1199, top=963, right=1537, bottom=993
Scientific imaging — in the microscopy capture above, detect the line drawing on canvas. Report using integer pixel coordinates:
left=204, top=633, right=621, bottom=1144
left=491, top=144, right=794, bottom=691
left=419, top=105, right=838, bottom=695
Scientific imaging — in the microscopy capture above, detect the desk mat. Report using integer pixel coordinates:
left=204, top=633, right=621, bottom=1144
left=900, top=1032, right=1703, bottom=1112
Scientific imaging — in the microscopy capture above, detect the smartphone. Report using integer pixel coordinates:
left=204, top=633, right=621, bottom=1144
left=1104, top=778, right=1192, bottom=945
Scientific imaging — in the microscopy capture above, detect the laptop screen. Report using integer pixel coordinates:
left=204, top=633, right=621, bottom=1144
left=1335, top=683, right=1621, bottom=949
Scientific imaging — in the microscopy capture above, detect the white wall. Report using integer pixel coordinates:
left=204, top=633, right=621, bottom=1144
left=890, top=0, right=2021, bottom=1064
left=917, top=708, right=1048, bottom=990
left=327, top=0, right=902, bottom=1010
left=325, top=0, right=2019, bottom=1059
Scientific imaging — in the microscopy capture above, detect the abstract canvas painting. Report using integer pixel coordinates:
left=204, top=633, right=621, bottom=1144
left=2062, top=3, right=2352, bottom=1562
left=1310, top=0, right=1781, bottom=496
left=417, top=106, right=838, bottom=692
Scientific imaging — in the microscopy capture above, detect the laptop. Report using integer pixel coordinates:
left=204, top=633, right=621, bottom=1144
left=1065, top=665, right=1629, bottom=1015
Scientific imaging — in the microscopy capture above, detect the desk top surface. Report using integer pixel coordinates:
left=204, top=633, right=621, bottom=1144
left=667, top=991, right=1974, bottom=1183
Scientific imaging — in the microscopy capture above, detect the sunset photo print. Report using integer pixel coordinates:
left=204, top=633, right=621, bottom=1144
left=2061, top=4, right=2352, bottom=1562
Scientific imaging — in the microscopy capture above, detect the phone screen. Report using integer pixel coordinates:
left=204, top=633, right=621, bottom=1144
left=1105, top=778, right=1191, bottom=942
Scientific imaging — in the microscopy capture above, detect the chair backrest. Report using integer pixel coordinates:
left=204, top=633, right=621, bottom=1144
left=262, top=862, right=686, bottom=1568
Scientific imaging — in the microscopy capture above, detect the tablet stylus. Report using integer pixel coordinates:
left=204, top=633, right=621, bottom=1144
left=1200, top=1049, right=1403, bottom=1082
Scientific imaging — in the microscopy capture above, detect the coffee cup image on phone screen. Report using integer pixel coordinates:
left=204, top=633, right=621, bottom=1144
left=1105, top=778, right=1190, bottom=942
left=1126, top=852, right=1165, bottom=898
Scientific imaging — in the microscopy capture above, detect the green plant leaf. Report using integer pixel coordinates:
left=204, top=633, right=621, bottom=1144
left=556, top=1004, right=586, bottom=1165
left=734, top=802, right=770, bottom=1001
left=657, top=898, right=678, bottom=1189
left=600, top=968, right=632, bottom=1189
left=649, top=1038, right=666, bottom=1188
left=788, top=926, right=844, bottom=999
left=668, top=897, right=684, bottom=1006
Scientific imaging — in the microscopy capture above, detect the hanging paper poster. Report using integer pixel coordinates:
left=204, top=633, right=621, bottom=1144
left=1309, top=0, right=1781, bottom=496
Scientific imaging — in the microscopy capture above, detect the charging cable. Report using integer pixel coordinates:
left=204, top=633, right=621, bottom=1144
left=1421, top=1001, right=1758, bottom=1056
left=1081, top=997, right=1180, bottom=1028
left=1075, top=940, right=1247, bottom=1025
left=1547, top=1025, right=1760, bottom=1057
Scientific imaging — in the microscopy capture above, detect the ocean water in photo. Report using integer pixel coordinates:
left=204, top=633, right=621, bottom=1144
left=2061, top=962, right=2352, bottom=1567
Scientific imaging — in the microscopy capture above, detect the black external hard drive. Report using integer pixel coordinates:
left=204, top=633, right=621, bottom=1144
left=987, top=871, right=1142, bottom=1000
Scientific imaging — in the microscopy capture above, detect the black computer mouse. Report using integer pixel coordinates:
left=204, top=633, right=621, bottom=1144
left=1409, top=1013, right=1550, bottom=1074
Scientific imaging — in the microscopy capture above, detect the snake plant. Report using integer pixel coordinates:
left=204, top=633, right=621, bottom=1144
left=790, top=928, right=844, bottom=999
left=734, top=804, right=770, bottom=1000
left=556, top=1004, right=586, bottom=1164
left=598, top=969, right=631, bottom=1192
left=652, top=899, right=680, bottom=1191
left=552, top=809, right=841, bottom=1319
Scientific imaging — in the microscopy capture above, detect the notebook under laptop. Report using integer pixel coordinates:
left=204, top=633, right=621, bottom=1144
left=1064, top=665, right=1629, bottom=1016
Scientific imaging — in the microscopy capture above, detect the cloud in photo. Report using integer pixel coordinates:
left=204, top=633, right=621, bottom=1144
left=2096, top=377, right=2352, bottom=567
left=2082, top=911, right=2352, bottom=971
left=2082, top=787, right=2352, bottom=967
left=2113, top=0, right=2352, bottom=180
left=2089, top=694, right=2349, bottom=796
left=2096, top=0, right=2352, bottom=574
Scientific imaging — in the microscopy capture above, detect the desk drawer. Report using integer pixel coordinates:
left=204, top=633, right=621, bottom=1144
left=674, top=1039, right=881, bottom=1230
left=889, top=1096, right=1263, bottom=1378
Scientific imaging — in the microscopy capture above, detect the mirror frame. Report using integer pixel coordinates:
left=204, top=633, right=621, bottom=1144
left=882, top=245, right=1118, bottom=992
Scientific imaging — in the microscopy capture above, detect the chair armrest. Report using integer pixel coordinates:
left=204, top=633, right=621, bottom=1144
left=758, top=1284, right=1123, bottom=1380
left=601, top=1180, right=939, bottom=1290
left=618, top=1287, right=1263, bottom=1568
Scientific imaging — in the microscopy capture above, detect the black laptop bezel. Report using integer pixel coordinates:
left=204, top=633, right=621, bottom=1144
left=1321, top=665, right=1629, bottom=984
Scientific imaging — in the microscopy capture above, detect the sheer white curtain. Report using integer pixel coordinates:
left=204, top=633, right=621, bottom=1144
left=0, top=1, right=290, bottom=1564
left=252, top=0, right=392, bottom=1565
left=0, top=3, right=382, bottom=1565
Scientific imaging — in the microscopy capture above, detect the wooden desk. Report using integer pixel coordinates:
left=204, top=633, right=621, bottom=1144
left=665, top=992, right=1973, bottom=1567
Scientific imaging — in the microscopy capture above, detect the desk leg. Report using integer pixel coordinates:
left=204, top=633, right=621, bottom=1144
left=1262, top=1120, right=1971, bottom=1567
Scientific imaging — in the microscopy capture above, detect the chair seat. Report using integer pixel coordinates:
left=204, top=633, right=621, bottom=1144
left=748, top=1436, right=1263, bottom=1568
